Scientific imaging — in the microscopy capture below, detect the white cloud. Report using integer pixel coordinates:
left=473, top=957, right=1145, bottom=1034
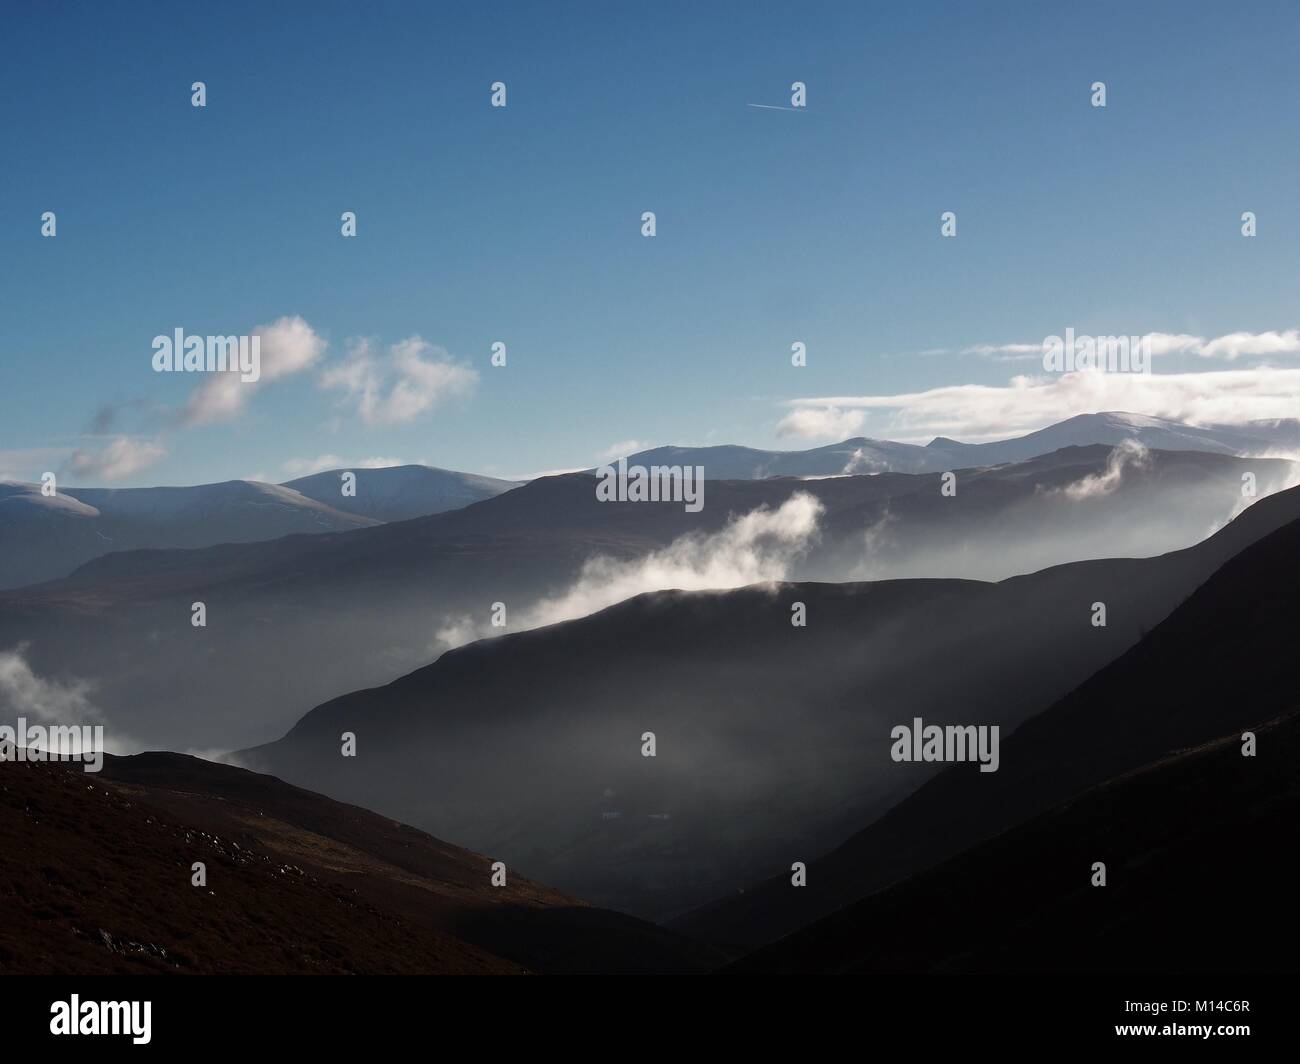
left=775, top=405, right=867, bottom=440
left=960, top=343, right=1043, bottom=361
left=600, top=440, right=646, bottom=461
left=1199, top=329, right=1300, bottom=360
left=321, top=336, right=477, bottom=425
left=1052, top=439, right=1152, bottom=501
left=280, top=455, right=407, bottom=477
left=0, top=645, right=139, bottom=754
left=1140, top=332, right=1205, bottom=357
left=503, top=466, right=588, bottom=481
left=841, top=447, right=887, bottom=474
left=434, top=492, right=824, bottom=649
left=964, top=330, right=1289, bottom=364
left=779, top=365, right=1300, bottom=443
left=1213, top=459, right=1300, bottom=532
left=64, top=436, right=166, bottom=481
left=850, top=508, right=898, bottom=580
left=183, top=315, right=326, bottom=426
left=0, top=645, right=100, bottom=724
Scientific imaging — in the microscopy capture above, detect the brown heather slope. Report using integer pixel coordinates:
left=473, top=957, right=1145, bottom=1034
left=0, top=752, right=721, bottom=974
left=0, top=754, right=515, bottom=974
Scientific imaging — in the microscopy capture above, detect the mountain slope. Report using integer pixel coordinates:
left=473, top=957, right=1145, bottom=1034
left=0, top=750, right=718, bottom=974
left=0, top=479, right=378, bottom=590
left=244, top=485, right=1300, bottom=922
left=685, top=507, right=1300, bottom=951
left=282, top=464, right=519, bottom=522
left=727, top=711, right=1300, bottom=973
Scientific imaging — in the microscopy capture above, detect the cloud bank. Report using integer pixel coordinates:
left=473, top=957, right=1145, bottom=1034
left=964, top=329, right=1299, bottom=363
left=778, top=365, right=1300, bottom=443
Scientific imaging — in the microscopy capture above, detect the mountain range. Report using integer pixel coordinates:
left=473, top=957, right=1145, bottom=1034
left=3, top=417, right=1298, bottom=974
left=241, top=482, right=1300, bottom=920
left=0, top=466, right=517, bottom=590
left=6, top=412, right=1294, bottom=594
left=610, top=412, right=1300, bottom=478
left=1, top=444, right=1290, bottom=754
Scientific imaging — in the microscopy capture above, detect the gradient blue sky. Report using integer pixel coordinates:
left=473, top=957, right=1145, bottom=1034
left=2, top=0, right=1299, bottom=485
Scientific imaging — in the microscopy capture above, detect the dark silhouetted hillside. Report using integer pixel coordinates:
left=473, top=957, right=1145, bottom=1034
left=727, top=710, right=1300, bottom=973
left=688, top=511, right=1300, bottom=953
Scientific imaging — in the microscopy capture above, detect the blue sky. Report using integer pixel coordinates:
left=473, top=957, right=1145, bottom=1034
left=2, top=0, right=1299, bottom=485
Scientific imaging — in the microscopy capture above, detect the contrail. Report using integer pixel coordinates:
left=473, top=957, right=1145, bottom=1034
left=747, top=103, right=801, bottom=112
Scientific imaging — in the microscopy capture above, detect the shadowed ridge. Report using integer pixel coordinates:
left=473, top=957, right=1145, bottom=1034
left=687, top=510, right=1300, bottom=953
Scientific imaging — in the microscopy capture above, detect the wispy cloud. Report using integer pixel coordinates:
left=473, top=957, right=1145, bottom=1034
left=0, top=645, right=99, bottom=724
left=0, top=447, right=70, bottom=483
left=1199, top=329, right=1300, bottom=360
left=501, top=466, right=588, bottom=481
left=599, top=440, right=646, bottom=461
left=434, top=493, right=824, bottom=650
left=0, top=644, right=139, bottom=754
left=183, top=315, right=326, bottom=426
left=280, top=455, right=407, bottom=477
left=1051, top=439, right=1152, bottom=500
left=963, top=330, right=1293, bottom=363
left=321, top=336, right=477, bottom=425
left=63, top=436, right=166, bottom=481
left=960, top=342, right=1044, bottom=361
left=778, top=365, right=1300, bottom=442
left=775, top=406, right=867, bottom=440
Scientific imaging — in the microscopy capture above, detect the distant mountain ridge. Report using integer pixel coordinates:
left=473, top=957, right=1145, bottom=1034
left=607, top=412, right=1300, bottom=478
left=928, top=412, right=1300, bottom=467
left=0, top=479, right=376, bottom=590
left=2, top=445, right=1292, bottom=755
left=281, top=464, right=520, bottom=522
left=0, top=465, right=518, bottom=589
left=5, top=413, right=1292, bottom=590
